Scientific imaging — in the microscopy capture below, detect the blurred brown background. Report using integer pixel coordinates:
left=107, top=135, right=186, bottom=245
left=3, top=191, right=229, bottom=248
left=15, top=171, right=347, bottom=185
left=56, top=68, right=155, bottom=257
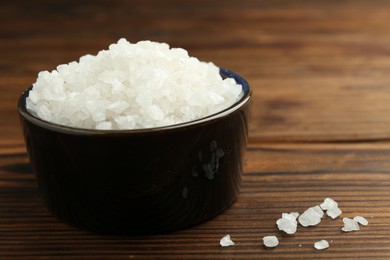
left=4, top=0, right=390, bottom=145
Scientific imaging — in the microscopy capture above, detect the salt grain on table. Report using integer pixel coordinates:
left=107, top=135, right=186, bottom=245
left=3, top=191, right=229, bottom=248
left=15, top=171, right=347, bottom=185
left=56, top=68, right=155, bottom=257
left=314, top=239, right=329, bottom=250
left=320, top=197, right=338, bottom=210
left=320, top=197, right=342, bottom=219
left=341, top=217, right=360, bottom=232
left=263, top=236, right=279, bottom=248
left=354, top=216, right=369, bottom=226
left=298, top=206, right=324, bottom=227
left=220, top=235, right=235, bottom=247
left=276, top=212, right=299, bottom=234
left=326, top=206, right=342, bottom=219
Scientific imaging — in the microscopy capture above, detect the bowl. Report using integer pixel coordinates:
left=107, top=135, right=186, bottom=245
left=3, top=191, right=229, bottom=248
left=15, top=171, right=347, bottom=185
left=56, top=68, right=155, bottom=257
left=18, top=68, right=251, bottom=234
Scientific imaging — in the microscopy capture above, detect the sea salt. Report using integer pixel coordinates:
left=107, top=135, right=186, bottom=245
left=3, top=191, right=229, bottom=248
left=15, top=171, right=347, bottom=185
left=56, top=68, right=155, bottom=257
left=320, top=197, right=342, bottom=219
left=276, top=212, right=299, bottom=234
left=263, top=236, right=279, bottom=248
left=220, top=235, right=235, bottom=247
left=298, top=206, right=324, bottom=227
left=326, top=207, right=342, bottom=219
left=312, top=205, right=325, bottom=218
left=314, top=239, right=329, bottom=250
left=320, top=198, right=338, bottom=210
left=255, top=199, right=369, bottom=251
left=341, top=217, right=360, bottom=232
left=26, top=39, right=243, bottom=130
left=354, top=216, right=368, bottom=226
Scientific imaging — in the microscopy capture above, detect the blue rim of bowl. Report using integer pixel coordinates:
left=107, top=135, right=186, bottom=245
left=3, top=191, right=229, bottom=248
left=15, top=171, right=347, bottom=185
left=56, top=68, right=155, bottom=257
left=18, top=67, right=251, bottom=135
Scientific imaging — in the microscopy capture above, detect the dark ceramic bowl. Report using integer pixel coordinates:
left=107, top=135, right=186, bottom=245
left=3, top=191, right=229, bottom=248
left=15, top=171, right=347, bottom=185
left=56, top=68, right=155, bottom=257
left=18, top=68, right=251, bottom=235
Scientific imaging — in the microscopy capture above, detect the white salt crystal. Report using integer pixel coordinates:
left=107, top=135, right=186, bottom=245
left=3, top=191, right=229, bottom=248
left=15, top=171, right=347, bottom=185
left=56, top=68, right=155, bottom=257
left=298, top=206, right=324, bottom=227
left=36, top=104, right=52, bottom=121
left=263, top=236, right=279, bottom=248
left=320, top=197, right=342, bottom=219
left=220, top=235, right=235, bottom=247
left=326, top=206, right=342, bottom=219
left=107, top=101, right=129, bottom=114
left=114, top=115, right=137, bottom=129
left=277, top=212, right=299, bottom=234
left=282, top=212, right=299, bottom=221
left=276, top=218, right=297, bottom=234
left=27, top=39, right=243, bottom=130
left=320, top=197, right=338, bottom=210
left=341, top=217, right=360, bottom=232
left=289, top=212, right=300, bottom=219
left=312, top=205, right=324, bottom=218
left=96, top=121, right=112, bottom=130
left=28, top=90, right=39, bottom=103
left=314, top=239, right=329, bottom=250
left=354, top=216, right=368, bottom=226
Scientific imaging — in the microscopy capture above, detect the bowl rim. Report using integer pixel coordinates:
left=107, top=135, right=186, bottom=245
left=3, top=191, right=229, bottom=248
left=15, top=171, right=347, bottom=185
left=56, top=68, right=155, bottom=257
left=18, top=67, right=251, bottom=135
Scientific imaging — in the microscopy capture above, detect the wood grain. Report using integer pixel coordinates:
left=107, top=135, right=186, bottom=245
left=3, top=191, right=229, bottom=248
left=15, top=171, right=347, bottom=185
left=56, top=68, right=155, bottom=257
left=2, top=0, right=390, bottom=258
left=1, top=144, right=390, bottom=259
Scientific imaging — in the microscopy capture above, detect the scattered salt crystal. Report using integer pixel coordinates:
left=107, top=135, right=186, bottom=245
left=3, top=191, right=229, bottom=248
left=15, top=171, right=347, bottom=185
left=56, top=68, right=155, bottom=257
left=263, top=236, right=279, bottom=248
left=320, top=197, right=338, bottom=210
left=320, top=197, right=342, bottom=219
left=290, top=212, right=300, bottom=219
left=298, top=206, right=324, bottom=227
left=326, top=206, right=342, bottom=219
left=282, top=212, right=299, bottom=220
left=314, top=239, right=329, bottom=250
left=341, top=217, right=360, bottom=232
left=353, top=216, right=368, bottom=226
left=27, top=39, right=243, bottom=130
left=277, top=212, right=299, bottom=234
left=312, top=205, right=324, bottom=218
left=220, top=235, right=235, bottom=247
left=257, top=199, right=370, bottom=251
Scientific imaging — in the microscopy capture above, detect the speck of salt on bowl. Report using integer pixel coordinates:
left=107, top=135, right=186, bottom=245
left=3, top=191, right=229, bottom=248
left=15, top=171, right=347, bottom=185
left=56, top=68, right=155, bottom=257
left=26, top=38, right=243, bottom=130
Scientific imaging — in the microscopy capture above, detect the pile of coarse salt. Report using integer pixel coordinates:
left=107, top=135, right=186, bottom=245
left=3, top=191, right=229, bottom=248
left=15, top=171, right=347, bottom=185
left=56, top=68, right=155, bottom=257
left=26, top=39, right=243, bottom=130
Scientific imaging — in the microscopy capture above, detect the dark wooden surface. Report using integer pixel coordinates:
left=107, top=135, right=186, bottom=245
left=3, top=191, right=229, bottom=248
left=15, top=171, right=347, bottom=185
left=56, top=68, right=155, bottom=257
left=1, top=0, right=390, bottom=259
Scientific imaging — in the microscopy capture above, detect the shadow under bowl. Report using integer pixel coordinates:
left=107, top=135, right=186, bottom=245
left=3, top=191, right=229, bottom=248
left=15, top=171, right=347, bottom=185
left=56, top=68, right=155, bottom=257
left=18, top=68, right=252, bottom=235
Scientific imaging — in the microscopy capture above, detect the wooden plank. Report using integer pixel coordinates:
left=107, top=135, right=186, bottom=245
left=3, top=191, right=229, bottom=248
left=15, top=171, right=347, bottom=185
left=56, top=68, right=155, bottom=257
left=1, top=143, right=390, bottom=259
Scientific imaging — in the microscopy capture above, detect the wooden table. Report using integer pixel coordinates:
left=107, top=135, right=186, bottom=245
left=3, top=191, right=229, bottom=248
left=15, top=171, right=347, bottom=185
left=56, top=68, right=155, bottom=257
left=1, top=0, right=390, bottom=259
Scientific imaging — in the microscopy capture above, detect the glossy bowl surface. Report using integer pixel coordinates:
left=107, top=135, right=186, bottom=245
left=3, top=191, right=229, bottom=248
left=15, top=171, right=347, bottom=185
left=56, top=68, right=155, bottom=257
left=18, top=68, right=251, bottom=234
